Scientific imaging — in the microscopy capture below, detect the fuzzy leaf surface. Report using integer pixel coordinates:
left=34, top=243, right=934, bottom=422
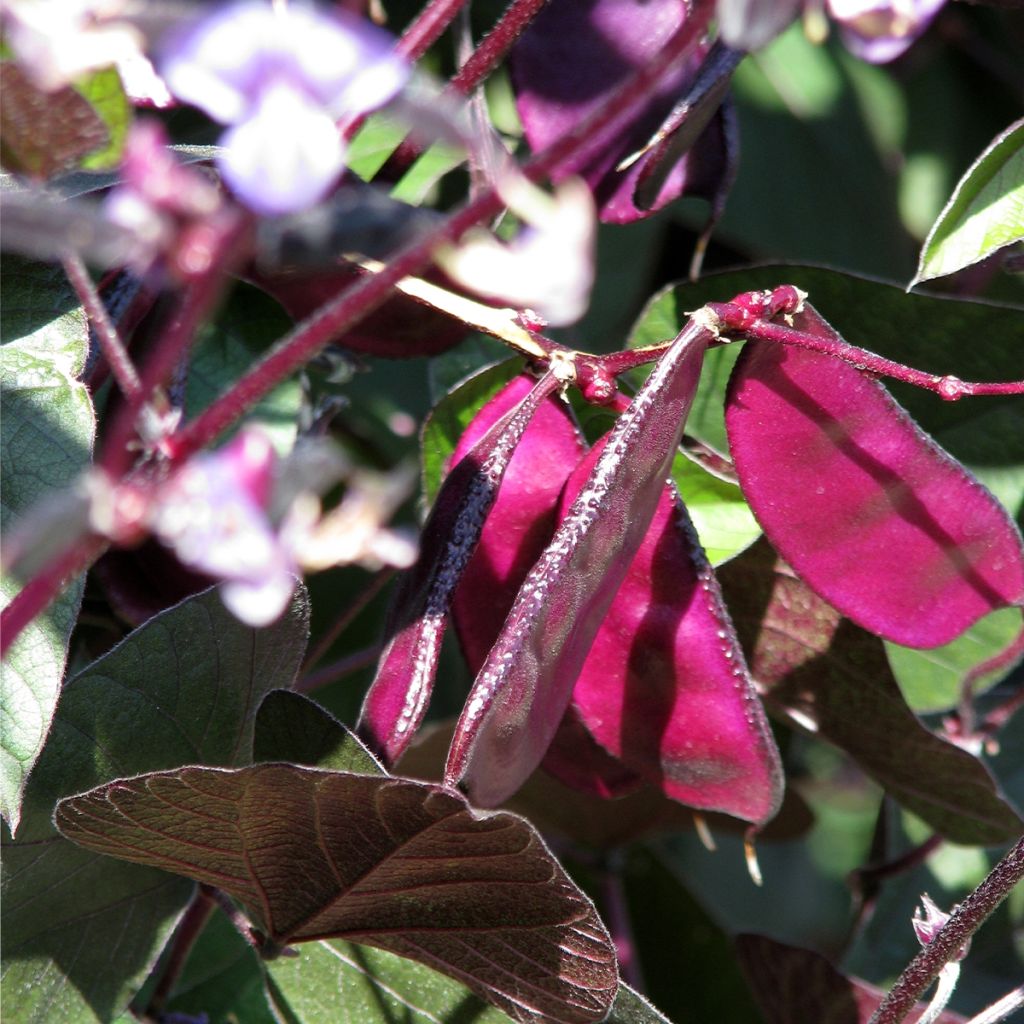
left=1, top=257, right=93, bottom=830
left=555, top=441, right=783, bottom=825
left=725, top=305, right=1024, bottom=648
left=447, top=321, right=710, bottom=807
left=56, top=763, right=618, bottom=1024
left=913, top=118, right=1024, bottom=286
left=718, top=542, right=1024, bottom=845
left=1, top=588, right=309, bottom=1024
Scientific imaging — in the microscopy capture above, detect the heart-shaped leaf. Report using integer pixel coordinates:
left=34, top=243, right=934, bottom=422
left=1, top=587, right=309, bottom=1024
left=718, top=541, right=1024, bottom=845
left=553, top=439, right=783, bottom=825
left=1, top=256, right=94, bottom=830
left=56, top=763, right=618, bottom=1024
left=912, top=118, right=1024, bottom=287
left=447, top=318, right=711, bottom=807
left=357, top=371, right=561, bottom=765
left=725, top=304, right=1024, bottom=648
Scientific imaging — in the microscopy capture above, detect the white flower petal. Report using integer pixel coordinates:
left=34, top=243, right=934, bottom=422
left=217, top=81, right=346, bottom=215
left=220, top=571, right=297, bottom=627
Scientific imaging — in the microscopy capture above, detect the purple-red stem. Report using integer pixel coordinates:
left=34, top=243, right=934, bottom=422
left=301, top=568, right=395, bottom=673
left=296, top=644, right=382, bottom=693
left=956, top=619, right=1024, bottom=738
left=168, top=0, right=713, bottom=461
left=100, top=211, right=253, bottom=478
left=374, top=0, right=549, bottom=177
left=395, top=0, right=468, bottom=60
left=731, top=316, right=1024, bottom=399
left=62, top=252, right=142, bottom=401
left=868, top=834, right=1024, bottom=1024
left=146, top=886, right=216, bottom=1014
left=601, top=855, right=645, bottom=993
left=0, top=534, right=106, bottom=658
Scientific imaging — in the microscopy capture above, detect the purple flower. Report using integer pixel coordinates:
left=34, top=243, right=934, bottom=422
left=159, top=1, right=408, bottom=215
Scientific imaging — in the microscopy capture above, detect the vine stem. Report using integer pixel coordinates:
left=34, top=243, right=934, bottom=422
left=167, top=0, right=714, bottom=462
left=966, top=985, right=1024, bottom=1024
left=145, top=886, right=216, bottom=1015
left=867, top=834, right=1024, bottom=1024
left=0, top=535, right=106, bottom=658
left=395, top=0, right=468, bottom=60
left=100, top=211, right=253, bottom=478
left=374, top=0, right=550, bottom=178
left=62, top=252, right=142, bottom=401
left=728, top=315, right=1024, bottom=399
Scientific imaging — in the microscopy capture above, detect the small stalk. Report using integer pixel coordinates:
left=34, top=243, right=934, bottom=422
left=395, top=0, right=468, bottom=60
left=725, top=315, right=1024, bottom=400
left=0, top=534, right=106, bottom=658
left=100, top=211, right=253, bottom=478
left=296, top=643, right=382, bottom=693
left=145, top=886, right=216, bottom=1015
left=601, top=853, right=645, bottom=993
left=62, top=252, right=142, bottom=401
left=372, top=0, right=550, bottom=179
left=868, top=835, right=1024, bottom=1024
left=301, top=568, right=395, bottom=673
left=966, top=985, right=1024, bottom=1024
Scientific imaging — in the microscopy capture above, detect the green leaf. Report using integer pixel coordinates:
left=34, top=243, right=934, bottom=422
left=264, top=939, right=517, bottom=1024
left=1, top=587, right=310, bottom=1024
left=253, top=689, right=384, bottom=774
left=74, top=67, right=132, bottom=171
left=670, top=452, right=760, bottom=565
left=186, top=282, right=302, bottom=454
left=56, top=763, right=618, bottom=1023
left=1, top=257, right=94, bottom=830
left=266, top=944, right=670, bottom=1024
left=885, top=608, right=1024, bottom=713
left=420, top=357, right=522, bottom=505
left=912, top=119, right=1024, bottom=287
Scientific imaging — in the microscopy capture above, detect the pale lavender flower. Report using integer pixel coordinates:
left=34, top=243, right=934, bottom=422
left=153, top=430, right=296, bottom=626
left=828, top=0, right=947, bottom=62
left=912, top=893, right=971, bottom=960
left=159, top=1, right=408, bottom=215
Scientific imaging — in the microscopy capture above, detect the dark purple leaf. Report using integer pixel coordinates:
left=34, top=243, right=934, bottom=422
left=553, top=441, right=783, bottom=825
left=357, top=372, right=561, bottom=766
left=718, top=540, right=1024, bottom=845
left=55, top=764, right=618, bottom=1024
left=446, top=318, right=712, bottom=807
left=725, top=306, right=1024, bottom=648
left=511, top=0, right=733, bottom=223
left=735, top=934, right=967, bottom=1024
